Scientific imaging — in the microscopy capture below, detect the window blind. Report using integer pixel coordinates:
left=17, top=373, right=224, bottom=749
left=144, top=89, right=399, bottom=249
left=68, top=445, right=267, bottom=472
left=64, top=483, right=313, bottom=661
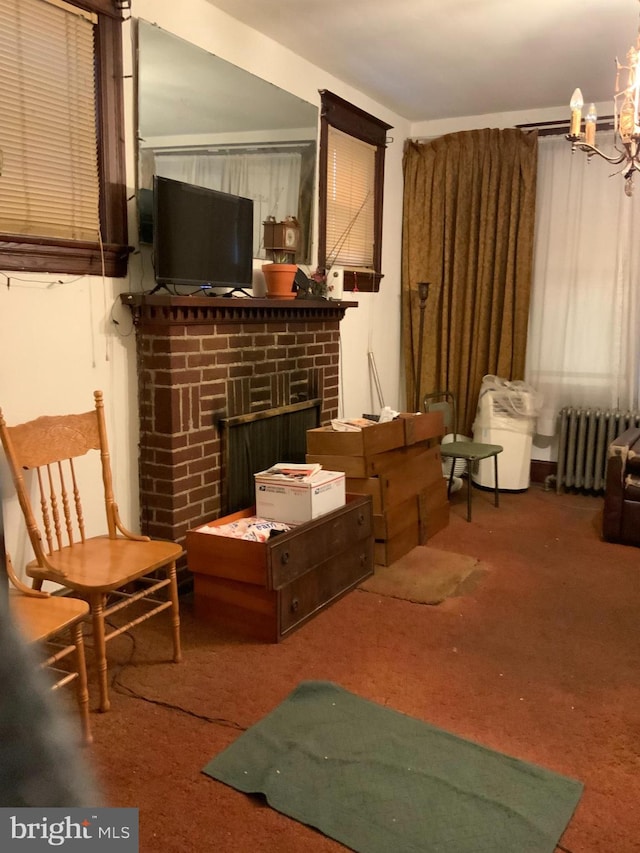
left=325, top=126, right=375, bottom=269
left=0, top=0, right=100, bottom=242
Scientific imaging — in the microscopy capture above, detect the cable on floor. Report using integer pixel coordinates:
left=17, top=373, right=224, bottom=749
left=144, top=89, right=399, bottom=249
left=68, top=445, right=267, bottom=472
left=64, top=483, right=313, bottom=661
left=105, top=621, right=246, bottom=733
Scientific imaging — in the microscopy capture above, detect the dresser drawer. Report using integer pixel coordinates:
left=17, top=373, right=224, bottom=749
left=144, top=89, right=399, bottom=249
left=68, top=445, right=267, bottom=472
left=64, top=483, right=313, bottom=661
left=269, top=497, right=371, bottom=589
left=279, top=538, right=373, bottom=635
left=187, top=494, right=372, bottom=591
left=188, top=494, right=374, bottom=642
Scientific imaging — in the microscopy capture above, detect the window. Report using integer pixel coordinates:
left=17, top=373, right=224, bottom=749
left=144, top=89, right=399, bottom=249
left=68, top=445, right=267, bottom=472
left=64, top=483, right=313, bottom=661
left=318, top=90, right=391, bottom=293
left=0, top=0, right=128, bottom=277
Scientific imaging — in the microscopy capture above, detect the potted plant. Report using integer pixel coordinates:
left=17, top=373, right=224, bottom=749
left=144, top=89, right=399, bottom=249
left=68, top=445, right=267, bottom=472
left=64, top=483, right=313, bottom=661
left=262, top=217, right=300, bottom=299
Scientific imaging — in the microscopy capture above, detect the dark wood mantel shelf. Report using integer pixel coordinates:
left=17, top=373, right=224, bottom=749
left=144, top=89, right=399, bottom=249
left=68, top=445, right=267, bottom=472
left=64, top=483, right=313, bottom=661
left=120, top=293, right=358, bottom=327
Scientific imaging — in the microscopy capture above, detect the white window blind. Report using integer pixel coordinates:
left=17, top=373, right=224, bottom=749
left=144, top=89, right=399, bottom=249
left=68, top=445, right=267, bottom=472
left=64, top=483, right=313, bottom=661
left=0, top=0, right=100, bottom=242
left=325, top=126, right=375, bottom=269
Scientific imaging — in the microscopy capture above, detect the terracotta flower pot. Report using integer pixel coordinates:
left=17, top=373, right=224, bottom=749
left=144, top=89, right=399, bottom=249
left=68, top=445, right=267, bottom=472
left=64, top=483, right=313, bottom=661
left=262, top=263, right=297, bottom=299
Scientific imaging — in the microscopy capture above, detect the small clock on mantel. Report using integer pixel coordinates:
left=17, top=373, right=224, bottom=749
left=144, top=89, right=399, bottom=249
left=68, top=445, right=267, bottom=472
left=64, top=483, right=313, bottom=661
left=263, top=216, right=301, bottom=263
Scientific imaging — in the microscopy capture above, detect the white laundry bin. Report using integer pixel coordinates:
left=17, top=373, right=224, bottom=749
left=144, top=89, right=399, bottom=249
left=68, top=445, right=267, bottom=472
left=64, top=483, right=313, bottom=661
left=471, top=378, right=542, bottom=492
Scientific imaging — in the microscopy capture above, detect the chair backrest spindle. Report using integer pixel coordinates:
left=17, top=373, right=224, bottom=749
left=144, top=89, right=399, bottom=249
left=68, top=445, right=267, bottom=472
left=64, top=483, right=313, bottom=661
left=46, top=462, right=64, bottom=551
left=69, top=458, right=86, bottom=544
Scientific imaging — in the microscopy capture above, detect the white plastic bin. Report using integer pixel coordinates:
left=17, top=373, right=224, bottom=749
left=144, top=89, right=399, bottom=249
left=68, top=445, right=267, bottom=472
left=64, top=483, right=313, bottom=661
left=472, top=378, right=541, bottom=491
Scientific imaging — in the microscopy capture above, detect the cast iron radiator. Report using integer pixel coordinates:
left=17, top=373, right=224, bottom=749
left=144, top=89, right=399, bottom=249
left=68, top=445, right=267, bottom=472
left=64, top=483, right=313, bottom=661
left=219, top=399, right=321, bottom=513
left=556, top=406, right=640, bottom=494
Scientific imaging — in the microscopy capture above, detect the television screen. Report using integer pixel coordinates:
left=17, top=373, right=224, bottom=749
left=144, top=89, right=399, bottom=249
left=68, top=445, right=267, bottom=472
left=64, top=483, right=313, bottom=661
left=153, top=176, right=254, bottom=288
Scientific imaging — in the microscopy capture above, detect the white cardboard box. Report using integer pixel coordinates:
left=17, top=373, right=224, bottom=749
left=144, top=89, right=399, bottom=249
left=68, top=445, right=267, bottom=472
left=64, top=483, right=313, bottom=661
left=254, top=468, right=346, bottom=525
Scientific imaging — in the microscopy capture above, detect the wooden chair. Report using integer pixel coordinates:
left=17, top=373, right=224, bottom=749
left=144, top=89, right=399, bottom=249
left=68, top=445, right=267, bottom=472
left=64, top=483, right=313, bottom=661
left=424, top=391, right=503, bottom=522
left=0, top=390, right=183, bottom=712
left=5, top=553, right=92, bottom=745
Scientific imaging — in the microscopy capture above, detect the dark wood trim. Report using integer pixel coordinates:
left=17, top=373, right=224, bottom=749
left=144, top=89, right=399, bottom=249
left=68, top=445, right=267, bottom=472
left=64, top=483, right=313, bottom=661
left=0, top=236, right=131, bottom=278
left=120, top=293, right=358, bottom=327
left=317, top=111, right=329, bottom=285
left=343, top=270, right=383, bottom=293
left=69, top=0, right=123, bottom=19
left=318, top=90, right=391, bottom=293
left=530, top=459, right=556, bottom=485
left=0, top=0, right=130, bottom=278
left=319, top=90, right=391, bottom=146
left=95, top=13, right=128, bottom=255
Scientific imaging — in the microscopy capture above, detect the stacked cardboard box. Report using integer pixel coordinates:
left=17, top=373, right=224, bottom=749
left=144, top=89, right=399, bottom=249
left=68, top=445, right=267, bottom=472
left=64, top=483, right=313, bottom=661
left=306, top=413, right=449, bottom=566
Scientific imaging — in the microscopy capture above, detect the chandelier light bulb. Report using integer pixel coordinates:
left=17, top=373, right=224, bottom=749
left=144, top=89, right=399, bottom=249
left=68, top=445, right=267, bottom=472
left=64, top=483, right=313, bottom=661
left=570, top=88, right=584, bottom=111
left=569, top=88, right=584, bottom=136
left=585, top=103, right=598, bottom=145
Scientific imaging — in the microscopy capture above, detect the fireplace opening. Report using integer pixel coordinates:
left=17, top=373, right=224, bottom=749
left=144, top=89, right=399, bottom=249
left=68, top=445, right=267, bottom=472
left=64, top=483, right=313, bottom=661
left=219, top=398, right=321, bottom=514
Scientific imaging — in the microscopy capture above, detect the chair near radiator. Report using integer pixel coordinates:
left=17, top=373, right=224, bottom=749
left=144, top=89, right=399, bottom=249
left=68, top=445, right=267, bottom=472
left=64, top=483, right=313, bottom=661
left=0, top=391, right=184, bottom=712
left=424, top=391, right=503, bottom=522
left=602, top=427, right=640, bottom=547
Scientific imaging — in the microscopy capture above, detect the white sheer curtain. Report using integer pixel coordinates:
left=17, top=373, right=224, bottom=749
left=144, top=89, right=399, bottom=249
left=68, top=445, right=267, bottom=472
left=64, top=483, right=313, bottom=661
left=526, top=132, right=640, bottom=435
left=154, top=150, right=302, bottom=258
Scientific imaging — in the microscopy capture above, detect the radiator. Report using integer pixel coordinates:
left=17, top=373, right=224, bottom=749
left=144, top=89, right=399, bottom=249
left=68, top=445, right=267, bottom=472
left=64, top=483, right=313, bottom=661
left=556, top=406, right=640, bottom=494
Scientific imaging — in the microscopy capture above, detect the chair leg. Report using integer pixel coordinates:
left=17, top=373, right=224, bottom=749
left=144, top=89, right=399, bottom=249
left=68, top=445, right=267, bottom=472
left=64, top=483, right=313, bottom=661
left=493, top=455, right=500, bottom=508
left=446, top=458, right=457, bottom=497
left=72, top=622, right=93, bottom=746
left=90, top=593, right=110, bottom=713
left=168, top=562, right=182, bottom=664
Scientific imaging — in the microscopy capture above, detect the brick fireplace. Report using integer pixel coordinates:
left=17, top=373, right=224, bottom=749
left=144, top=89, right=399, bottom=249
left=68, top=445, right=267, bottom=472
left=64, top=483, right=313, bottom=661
left=122, top=294, right=356, bottom=547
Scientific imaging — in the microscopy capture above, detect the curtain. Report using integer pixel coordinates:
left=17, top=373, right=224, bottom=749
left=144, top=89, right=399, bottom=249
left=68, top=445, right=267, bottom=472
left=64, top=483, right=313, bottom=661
left=525, top=132, right=640, bottom=436
left=402, top=128, right=538, bottom=435
left=154, top=150, right=302, bottom=258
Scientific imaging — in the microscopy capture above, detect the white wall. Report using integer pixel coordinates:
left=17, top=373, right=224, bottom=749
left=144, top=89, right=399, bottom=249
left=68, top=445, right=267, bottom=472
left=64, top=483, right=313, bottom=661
left=0, top=0, right=410, bottom=576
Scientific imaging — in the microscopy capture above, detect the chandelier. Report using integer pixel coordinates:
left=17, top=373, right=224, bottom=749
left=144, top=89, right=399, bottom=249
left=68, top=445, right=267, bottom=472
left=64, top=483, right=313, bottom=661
left=567, top=3, right=640, bottom=196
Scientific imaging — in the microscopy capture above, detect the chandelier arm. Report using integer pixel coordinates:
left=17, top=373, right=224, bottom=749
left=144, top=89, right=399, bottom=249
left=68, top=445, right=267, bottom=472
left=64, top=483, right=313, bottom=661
left=566, top=137, right=628, bottom=165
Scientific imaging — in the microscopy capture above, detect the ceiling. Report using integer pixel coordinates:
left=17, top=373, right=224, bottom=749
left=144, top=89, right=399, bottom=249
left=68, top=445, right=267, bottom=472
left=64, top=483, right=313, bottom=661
left=204, top=0, right=640, bottom=123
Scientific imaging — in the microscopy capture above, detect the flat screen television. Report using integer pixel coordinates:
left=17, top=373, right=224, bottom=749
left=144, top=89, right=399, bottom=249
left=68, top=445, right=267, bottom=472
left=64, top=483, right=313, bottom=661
left=153, top=176, right=254, bottom=289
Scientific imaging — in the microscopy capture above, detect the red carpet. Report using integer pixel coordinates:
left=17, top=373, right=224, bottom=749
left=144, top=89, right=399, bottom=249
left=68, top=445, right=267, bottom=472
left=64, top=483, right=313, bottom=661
left=85, top=485, right=640, bottom=852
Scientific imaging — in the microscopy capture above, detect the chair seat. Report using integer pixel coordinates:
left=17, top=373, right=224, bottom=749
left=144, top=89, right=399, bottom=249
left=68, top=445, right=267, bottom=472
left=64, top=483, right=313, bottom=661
left=26, top=536, right=184, bottom=593
left=440, top=441, right=503, bottom=461
left=8, top=588, right=92, bottom=745
left=10, top=592, right=90, bottom=643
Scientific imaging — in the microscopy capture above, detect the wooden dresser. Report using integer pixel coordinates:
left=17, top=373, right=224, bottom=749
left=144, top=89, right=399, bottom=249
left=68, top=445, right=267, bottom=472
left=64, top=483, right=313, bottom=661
left=186, top=494, right=373, bottom=642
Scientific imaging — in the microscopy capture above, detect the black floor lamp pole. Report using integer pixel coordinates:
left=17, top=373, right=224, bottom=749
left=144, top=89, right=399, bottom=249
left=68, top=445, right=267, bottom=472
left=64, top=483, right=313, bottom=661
left=414, top=282, right=430, bottom=412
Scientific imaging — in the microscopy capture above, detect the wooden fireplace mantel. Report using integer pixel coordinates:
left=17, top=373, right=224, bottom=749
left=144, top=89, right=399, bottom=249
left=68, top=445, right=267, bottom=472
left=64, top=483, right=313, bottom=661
left=120, top=293, right=358, bottom=327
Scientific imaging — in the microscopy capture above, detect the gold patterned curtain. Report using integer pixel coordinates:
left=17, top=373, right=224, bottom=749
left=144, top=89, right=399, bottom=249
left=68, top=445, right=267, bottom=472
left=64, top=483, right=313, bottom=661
left=402, top=128, right=538, bottom=435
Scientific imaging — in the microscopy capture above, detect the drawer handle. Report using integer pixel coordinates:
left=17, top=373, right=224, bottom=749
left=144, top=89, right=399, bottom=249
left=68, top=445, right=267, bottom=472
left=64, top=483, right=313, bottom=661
left=357, top=513, right=365, bottom=525
left=280, top=551, right=290, bottom=565
left=360, top=553, right=366, bottom=567
left=291, top=598, right=299, bottom=612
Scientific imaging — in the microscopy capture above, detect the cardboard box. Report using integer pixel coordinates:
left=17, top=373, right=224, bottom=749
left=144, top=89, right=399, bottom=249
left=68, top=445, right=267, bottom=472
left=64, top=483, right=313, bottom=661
left=255, top=468, right=346, bottom=525
left=398, top=411, right=444, bottom=445
left=374, top=522, right=421, bottom=566
left=306, top=420, right=406, bottom=457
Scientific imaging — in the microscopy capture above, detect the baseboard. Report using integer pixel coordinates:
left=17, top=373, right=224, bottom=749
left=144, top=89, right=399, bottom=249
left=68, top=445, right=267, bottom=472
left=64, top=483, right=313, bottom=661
left=530, top=459, right=556, bottom=484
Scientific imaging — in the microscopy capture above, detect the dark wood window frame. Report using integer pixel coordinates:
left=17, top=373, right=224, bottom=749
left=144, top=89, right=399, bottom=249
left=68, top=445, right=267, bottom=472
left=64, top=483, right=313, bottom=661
left=318, top=90, right=392, bottom=293
left=0, top=0, right=130, bottom=278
